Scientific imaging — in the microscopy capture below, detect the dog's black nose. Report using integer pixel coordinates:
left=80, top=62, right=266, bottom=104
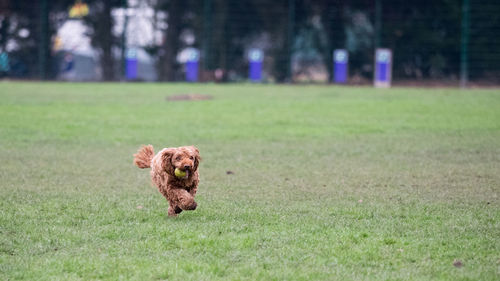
left=184, top=165, right=191, bottom=170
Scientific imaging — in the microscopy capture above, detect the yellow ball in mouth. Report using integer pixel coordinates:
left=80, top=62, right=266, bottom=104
left=174, top=168, right=187, bottom=178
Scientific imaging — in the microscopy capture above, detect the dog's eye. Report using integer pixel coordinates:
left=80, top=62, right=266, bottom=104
left=176, top=156, right=181, bottom=160
left=190, top=156, right=194, bottom=160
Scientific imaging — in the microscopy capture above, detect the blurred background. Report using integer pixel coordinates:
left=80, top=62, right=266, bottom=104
left=0, top=0, right=498, bottom=86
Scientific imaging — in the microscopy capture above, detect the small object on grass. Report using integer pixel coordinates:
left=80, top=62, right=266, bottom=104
left=136, top=205, right=143, bottom=210
left=167, top=94, right=213, bottom=102
left=226, top=170, right=234, bottom=175
left=453, top=259, right=463, bottom=268
left=175, top=168, right=187, bottom=178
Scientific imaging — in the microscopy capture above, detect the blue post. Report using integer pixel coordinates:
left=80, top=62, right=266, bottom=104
left=126, top=48, right=138, bottom=80
left=186, top=49, right=199, bottom=82
left=0, top=52, right=10, bottom=73
left=374, top=48, right=392, bottom=88
left=248, top=49, right=263, bottom=82
left=333, top=49, right=348, bottom=84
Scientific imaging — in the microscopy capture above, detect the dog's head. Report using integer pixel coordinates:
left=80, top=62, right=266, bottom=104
left=160, top=146, right=200, bottom=179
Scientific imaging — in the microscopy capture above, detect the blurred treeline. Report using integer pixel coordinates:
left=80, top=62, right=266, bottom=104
left=0, top=0, right=499, bottom=83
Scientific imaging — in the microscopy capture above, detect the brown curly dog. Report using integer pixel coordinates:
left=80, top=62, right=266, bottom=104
left=134, top=145, right=201, bottom=217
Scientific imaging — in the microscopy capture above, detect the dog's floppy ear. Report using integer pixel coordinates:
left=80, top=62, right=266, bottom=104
left=160, top=148, right=176, bottom=176
left=189, top=146, right=201, bottom=171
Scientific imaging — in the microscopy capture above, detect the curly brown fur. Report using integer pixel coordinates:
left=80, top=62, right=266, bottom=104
left=134, top=145, right=201, bottom=217
left=133, top=145, right=154, bottom=168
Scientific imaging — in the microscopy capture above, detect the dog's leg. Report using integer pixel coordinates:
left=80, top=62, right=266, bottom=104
left=167, top=203, right=183, bottom=217
left=167, top=205, right=177, bottom=217
left=169, top=189, right=197, bottom=211
left=189, top=186, right=197, bottom=197
left=168, top=203, right=186, bottom=217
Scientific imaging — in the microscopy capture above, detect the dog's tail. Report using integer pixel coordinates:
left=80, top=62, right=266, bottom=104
left=133, top=145, right=154, bottom=169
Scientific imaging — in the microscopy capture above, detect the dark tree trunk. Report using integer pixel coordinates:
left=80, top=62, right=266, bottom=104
left=86, top=1, right=115, bottom=81
left=159, top=0, right=182, bottom=81
left=0, top=14, right=9, bottom=52
left=99, top=1, right=114, bottom=81
left=320, top=0, right=345, bottom=83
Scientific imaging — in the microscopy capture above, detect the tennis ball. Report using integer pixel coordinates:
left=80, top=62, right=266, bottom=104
left=174, top=168, right=186, bottom=178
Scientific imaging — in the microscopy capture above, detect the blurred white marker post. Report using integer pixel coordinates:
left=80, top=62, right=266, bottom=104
left=374, top=48, right=392, bottom=88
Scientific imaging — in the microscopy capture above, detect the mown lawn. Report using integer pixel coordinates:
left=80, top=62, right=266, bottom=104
left=0, top=82, right=499, bottom=280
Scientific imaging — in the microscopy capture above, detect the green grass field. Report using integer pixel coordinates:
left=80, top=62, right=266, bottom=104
left=0, top=82, right=499, bottom=280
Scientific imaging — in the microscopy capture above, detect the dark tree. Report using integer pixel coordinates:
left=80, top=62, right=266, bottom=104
left=84, top=0, right=122, bottom=81
left=157, top=0, right=183, bottom=81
